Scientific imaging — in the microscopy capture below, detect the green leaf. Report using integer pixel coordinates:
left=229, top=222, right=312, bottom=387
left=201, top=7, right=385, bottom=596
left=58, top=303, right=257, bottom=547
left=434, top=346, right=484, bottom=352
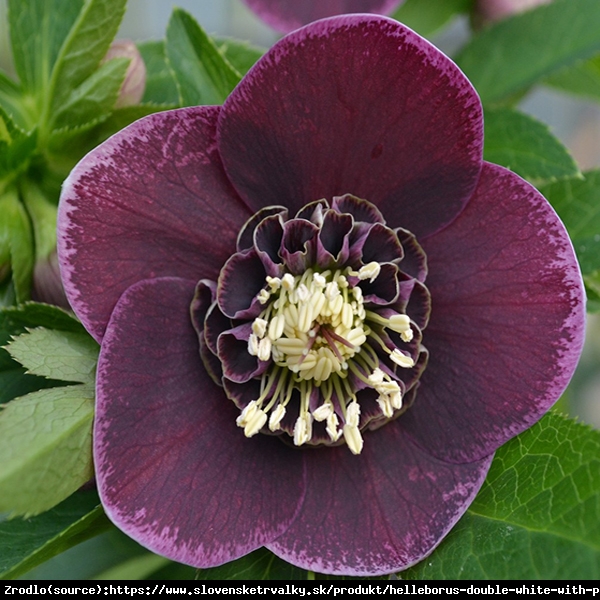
left=545, top=55, right=600, bottom=103
left=391, top=0, right=470, bottom=37
left=20, top=179, right=58, bottom=266
left=0, top=383, right=95, bottom=516
left=0, top=185, right=34, bottom=302
left=582, top=271, right=600, bottom=312
left=137, top=40, right=179, bottom=105
left=0, top=303, right=85, bottom=404
left=46, top=0, right=127, bottom=119
left=50, top=57, right=130, bottom=131
left=166, top=8, right=241, bottom=106
left=215, top=37, right=265, bottom=76
left=455, top=0, right=600, bottom=104
left=196, top=548, right=305, bottom=580
left=0, top=70, right=30, bottom=130
left=0, top=107, right=37, bottom=180
left=7, top=0, right=83, bottom=95
left=538, top=170, right=600, bottom=276
left=0, top=489, right=109, bottom=580
left=0, top=366, right=64, bottom=405
left=483, top=107, right=580, bottom=183
left=93, top=554, right=170, bottom=580
left=0, top=301, right=86, bottom=333
left=0, top=313, right=97, bottom=516
left=0, top=282, right=17, bottom=308
left=144, top=561, right=198, bottom=580
left=404, top=413, right=600, bottom=579
left=5, top=327, right=98, bottom=384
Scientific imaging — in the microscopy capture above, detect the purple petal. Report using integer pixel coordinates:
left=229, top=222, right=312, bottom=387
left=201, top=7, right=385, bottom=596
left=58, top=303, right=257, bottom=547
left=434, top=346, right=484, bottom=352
left=58, top=107, right=251, bottom=342
left=295, top=199, right=329, bottom=221
left=359, top=223, right=404, bottom=264
left=361, top=262, right=399, bottom=304
left=332, top=194, right=385, bottom=225
left=218, top=322, right=270, bottom=383
left=268, top=423, right=491, bottom=575
left=203, top=303, right=233, bottom=358
left=217, top=249, right=267, bottom=319
left=316, top=210, right=353, bottom=267
left=396, top=227, right=428, bottom=282
left=280, top=219, right=319, bottom=274
left=405, top=280, right=432, bottom=330
left=242, top=0, right=404, bottom=33
left=254, top=214, right=286, bottom=275
left=400, top=163, right=586, bottom=463
left=95, top=277, right=304, bottom=567
left=218, top=16, right=482, bottom=238
left=237, top=206, right=288, bottom=253
left=190, top=280, right=223, bottom=385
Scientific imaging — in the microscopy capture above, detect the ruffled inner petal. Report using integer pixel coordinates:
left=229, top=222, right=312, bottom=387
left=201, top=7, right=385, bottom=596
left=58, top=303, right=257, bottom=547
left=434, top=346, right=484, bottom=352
left=332, top=194, right=386, bottom=225
left=218, top=322, right=270, bottom=383
left=316, top=210, right=353, bottom=267
left=217, top=249, right=267, bottom=319
left=237, top=206, right=288, bottom=253
left=360, top=262, right=400, bottom=304
left=190, top=279, right=222, bottom=384
left=280, top=219, right=319, bottom=274
left=360, top=223, right=404, bottom=265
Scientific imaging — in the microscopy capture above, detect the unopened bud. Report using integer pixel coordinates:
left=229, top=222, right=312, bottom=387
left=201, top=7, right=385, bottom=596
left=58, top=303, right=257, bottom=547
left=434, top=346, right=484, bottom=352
left=103, top=40, right=146, bottom=108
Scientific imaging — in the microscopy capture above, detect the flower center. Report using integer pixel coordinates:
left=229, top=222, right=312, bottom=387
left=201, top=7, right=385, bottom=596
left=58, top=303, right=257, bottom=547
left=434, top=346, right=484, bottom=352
left=194, top=195, right=431, bottom=456
left=240, top=263, right=416, bottom=454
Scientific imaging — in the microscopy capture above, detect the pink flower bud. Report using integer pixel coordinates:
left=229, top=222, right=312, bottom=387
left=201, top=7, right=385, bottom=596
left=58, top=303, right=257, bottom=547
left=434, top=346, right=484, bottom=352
left=103, top=40, right=146, bottom=108
left=32, top=250, right=70, bottom=309
left=475, top=0, right=551, bottom=26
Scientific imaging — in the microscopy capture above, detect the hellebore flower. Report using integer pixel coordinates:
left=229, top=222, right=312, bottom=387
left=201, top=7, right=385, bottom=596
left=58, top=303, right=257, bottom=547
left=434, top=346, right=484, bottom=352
left=57, top=16, right=585, bottom=576
left=241, top=0, right=404, bottom=33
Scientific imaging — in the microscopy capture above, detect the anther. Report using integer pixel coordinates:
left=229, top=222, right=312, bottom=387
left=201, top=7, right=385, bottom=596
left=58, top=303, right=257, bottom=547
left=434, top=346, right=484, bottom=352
left=257, top=337, right=272, bottom=361
left=293, top=413, right=313, bottom=446
left=257, top=289, right=270, bottom=304
left=358, top=261, right=381, bottom=282
left=236, top=401, right=259, bottom=427
left=390, top=349, right=415, bottom=368
left=326, top=412, right=342, bottom=442
left=248, top=334, right=260, bottom=356
left=252, top=318, right=268, bottom=338
left=268, top=404, right=286, bottom=431
left=343, top=424, right=364, bottom=455
left=281, top=273, right=295, bottom=291
left=313, top=403, right=333, bottom=422
left=268, top=314, right=285, bottom=341
left=243, top=408, right=268, bottom=437
left=313, top=272, right=326, bottom=288
left=266, top=276, right=281, bottom=290
left=346, top=401, right=361, bottom=428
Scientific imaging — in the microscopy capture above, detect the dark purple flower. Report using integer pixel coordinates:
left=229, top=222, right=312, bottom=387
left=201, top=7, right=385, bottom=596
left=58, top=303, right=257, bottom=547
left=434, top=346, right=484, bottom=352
left=57, top=16, right=585, bottom=575
left=241, top=0, right=404, bottom=33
